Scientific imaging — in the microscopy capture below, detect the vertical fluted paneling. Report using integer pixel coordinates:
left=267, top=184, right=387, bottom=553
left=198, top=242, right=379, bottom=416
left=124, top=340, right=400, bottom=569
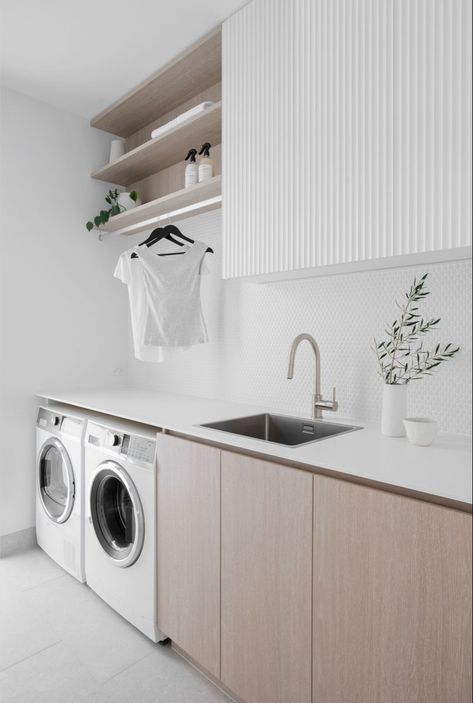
left=222, top=0, right=472, bottom=278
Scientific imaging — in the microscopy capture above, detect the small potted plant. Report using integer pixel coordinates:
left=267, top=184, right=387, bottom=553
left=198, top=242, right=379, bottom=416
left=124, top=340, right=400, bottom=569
left=373, top=274, right=459, bottom=436
left=86, top=189, right=139, bottom=232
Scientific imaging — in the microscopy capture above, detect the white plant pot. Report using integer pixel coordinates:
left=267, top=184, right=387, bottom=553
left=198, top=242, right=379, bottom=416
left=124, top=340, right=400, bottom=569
left=117, top=192, right=141, bottom=211
left=381, top=384, right=407, bottom=437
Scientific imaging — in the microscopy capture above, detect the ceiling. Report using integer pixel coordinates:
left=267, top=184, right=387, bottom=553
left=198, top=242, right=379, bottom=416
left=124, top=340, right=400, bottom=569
left=0, top=0, right=247, bottom=120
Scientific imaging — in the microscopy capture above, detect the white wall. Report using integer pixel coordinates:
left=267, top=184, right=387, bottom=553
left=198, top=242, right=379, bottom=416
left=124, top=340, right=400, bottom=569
left=128, top=209, right=472, bottom=436
left=0, top=88, right=128, bottom=537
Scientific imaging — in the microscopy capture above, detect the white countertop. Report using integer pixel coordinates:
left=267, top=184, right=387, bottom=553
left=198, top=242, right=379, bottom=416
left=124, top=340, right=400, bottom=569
left=38, top=388, right=472, bottom=509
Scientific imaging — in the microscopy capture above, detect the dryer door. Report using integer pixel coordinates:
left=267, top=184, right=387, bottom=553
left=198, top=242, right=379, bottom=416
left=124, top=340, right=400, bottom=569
left=38, top=437, right=75, bottom=523
left=90, top=461, right=144, bottom=568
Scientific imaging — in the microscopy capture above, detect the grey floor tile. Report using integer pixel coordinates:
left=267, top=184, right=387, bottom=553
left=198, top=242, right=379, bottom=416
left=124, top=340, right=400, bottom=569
left=0, top=546, right=231, bottom=701
left=0, top=547, right=65, bottom=591
left=80, top=647, right=231, bottom=703
left=0, top=590, right=60, bottom=671
left=0, top=572, right=18, bottom=605
left=0, top=641, right=96, bottom=703
left=24, top=574, right=156, bottom=683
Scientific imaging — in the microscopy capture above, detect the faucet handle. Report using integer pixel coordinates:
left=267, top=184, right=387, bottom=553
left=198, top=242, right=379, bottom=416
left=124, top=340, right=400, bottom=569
left=315, top=387, right=339, bottom=412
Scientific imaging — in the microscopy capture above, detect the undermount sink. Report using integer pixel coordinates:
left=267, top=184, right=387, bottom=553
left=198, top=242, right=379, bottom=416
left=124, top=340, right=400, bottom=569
left=200, top=413, right=361, bottom=447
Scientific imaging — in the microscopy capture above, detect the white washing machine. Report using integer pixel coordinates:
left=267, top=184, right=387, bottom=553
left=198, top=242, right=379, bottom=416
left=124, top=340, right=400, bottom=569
left=36, top=405, right=87, bottom=582
left=85, top=417, right=164, bottom=642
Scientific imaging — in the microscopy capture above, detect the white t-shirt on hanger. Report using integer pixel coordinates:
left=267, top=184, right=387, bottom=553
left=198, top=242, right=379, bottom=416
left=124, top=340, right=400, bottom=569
left=114, top=249, right=165, bottom=362
left=114, top=240, right=210, bottom=362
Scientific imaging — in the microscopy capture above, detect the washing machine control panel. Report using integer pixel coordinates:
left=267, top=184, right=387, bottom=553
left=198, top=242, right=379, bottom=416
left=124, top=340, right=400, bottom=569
left=107, top=432, right=122, bottom=448
left=88, top=425, right=122, bottom=451
left=121, top=435, right=156, bottom=465
left=87, top=423, right=156, bottom=465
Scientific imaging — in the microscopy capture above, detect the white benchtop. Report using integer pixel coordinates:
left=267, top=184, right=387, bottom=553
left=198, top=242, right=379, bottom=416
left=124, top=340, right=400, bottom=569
left=38, top=388, right=472, bottom=510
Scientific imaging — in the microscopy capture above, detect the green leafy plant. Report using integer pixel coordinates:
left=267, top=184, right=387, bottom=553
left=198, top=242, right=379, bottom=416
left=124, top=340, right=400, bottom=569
left=373, top=273, right=460, bottom=385
left=86, top=189, right=138, bottom=232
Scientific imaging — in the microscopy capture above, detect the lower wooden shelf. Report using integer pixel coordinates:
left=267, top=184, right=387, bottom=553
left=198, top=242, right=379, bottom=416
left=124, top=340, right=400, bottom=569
left=100, top=176, right=222, bottom=235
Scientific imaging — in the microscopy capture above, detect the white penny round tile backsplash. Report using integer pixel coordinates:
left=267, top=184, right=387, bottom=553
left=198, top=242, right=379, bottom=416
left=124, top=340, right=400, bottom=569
left=128, top=210, right=472, bottom=436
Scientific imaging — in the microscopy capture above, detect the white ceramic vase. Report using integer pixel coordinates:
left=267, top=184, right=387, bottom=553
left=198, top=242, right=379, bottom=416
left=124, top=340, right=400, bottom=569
left=381, top=384, right=407, bottom=437
left=109, top=138, right=125, bottom=163
left=117, top=192, right=141, bottom=211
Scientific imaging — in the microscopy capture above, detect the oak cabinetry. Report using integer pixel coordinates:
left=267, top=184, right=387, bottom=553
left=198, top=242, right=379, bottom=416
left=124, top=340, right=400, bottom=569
left=156, top=434, right=221, bottom=678
left=313, top=474, right=472, bottom=703
left=155, top=434, right=472, bottom=703
left=91, top=102, right=222, bottom=187
left=90, top=29, right=222, bottom=235
left=221, top=451, right=313, bottom=703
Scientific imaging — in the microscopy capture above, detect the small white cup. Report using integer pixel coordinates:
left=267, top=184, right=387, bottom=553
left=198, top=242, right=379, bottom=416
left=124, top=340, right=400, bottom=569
left=109, top=139, right=125, bottom=163
left=403, top=417, right=438, bottom=447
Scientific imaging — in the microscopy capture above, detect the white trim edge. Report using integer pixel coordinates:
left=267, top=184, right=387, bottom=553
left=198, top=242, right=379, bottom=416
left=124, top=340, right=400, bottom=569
left=232, top=247, right=473, bottom=284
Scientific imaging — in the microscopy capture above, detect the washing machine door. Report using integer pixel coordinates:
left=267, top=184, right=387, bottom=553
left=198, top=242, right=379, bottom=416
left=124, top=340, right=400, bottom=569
left=37, top=437, right=75, bottom=523
left=90, top=461, right=144, bottom=568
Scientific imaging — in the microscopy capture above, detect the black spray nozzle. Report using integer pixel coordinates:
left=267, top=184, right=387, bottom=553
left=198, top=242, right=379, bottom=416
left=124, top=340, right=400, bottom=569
left=199, top=142, right=211, bottom=157
left=185, top=148, right=198, bottom=163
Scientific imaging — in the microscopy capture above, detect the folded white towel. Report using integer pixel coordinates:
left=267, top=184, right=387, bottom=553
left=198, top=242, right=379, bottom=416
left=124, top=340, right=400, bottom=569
left=151, top=102, right=214, bottom=140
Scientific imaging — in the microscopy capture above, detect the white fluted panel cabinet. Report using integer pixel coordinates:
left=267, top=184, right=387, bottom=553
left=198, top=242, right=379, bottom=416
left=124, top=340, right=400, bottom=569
left=222, top=0, right=472, bottom=280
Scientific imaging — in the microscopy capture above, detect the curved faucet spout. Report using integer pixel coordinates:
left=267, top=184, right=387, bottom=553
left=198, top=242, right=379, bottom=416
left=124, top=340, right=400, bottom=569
left=287, top=333, right=337, bottom=420
left=287, top=334, right=321, bottom=395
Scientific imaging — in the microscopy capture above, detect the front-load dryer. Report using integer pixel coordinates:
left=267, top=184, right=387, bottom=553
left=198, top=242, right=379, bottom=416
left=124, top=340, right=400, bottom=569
left=36, top=405, right=86, bottom=582
left=84, top=418, right=164, bottom=642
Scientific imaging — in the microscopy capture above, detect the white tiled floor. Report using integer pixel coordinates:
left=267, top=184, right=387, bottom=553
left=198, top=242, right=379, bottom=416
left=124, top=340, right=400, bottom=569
left=0, top=547, right=231, bottom=702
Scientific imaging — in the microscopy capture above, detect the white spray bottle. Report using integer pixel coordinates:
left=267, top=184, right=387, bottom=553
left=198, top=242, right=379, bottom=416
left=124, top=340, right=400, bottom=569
left=184, top=148, right=198, bottom=188
left=198, top=142, right=214, bottom=182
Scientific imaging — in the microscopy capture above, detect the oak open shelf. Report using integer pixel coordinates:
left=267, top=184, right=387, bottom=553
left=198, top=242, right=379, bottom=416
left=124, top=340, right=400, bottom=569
left=91, top=29, right=222, bottom=138
left=91, top=102, right=221, bottom=187
left=90, top=28, right=222, bottom=234
left=100, top=176, right=222, bottom=236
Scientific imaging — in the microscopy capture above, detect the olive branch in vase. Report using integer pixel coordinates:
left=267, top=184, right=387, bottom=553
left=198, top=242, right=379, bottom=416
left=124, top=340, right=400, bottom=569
left=373, top=273, right=460, bottom=385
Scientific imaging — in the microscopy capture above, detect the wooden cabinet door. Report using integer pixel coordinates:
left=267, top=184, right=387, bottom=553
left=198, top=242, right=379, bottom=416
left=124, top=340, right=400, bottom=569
left=156, top=434, right=221, bottom=678
left=313, top=474, right=472, bottom=703
left=221, top=451, right=313, bottom=703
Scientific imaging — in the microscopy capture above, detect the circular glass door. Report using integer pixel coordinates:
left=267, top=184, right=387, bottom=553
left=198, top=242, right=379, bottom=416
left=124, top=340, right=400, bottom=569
left=38, top=438, right=75, bottom=523
left=90, top=461, right=144, bottom=568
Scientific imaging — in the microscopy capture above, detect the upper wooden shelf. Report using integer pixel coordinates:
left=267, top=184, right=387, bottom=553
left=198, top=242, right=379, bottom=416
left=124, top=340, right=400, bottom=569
left=91, top=102, right=221, bottom=187
left=90, top=28, right=222, bottom=138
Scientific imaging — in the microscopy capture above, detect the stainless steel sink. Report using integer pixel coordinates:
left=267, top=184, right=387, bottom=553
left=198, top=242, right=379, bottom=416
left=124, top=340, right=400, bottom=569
left=200, top=413, right=361, bottom=447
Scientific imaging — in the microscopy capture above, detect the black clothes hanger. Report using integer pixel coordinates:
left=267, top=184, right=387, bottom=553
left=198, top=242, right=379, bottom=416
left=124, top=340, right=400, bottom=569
left=161, top=224, right=213, bottom=254
left=131, top=223, right=213, bottom=258
left=138, top=226, right=164, bottom=247
left=130, top=226, right=181, bottom=258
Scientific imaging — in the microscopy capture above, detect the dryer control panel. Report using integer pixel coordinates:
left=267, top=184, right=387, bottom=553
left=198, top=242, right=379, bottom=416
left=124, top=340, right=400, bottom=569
left=37, top=407, right=83, bottom=437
